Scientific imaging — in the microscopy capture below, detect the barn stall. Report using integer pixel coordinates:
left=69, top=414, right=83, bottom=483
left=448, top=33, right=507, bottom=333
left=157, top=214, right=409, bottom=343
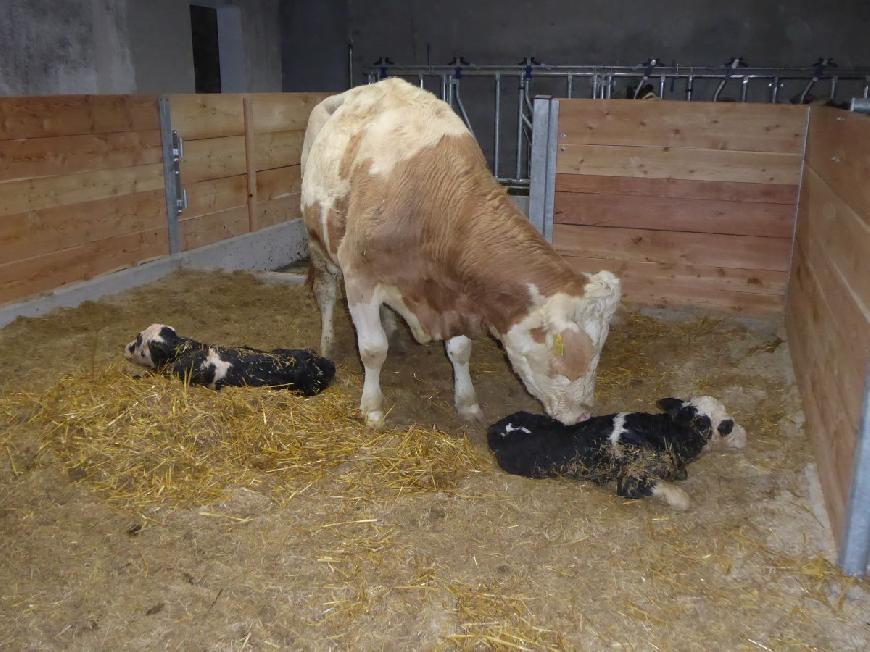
left=0, top=87, right=868, bottom=649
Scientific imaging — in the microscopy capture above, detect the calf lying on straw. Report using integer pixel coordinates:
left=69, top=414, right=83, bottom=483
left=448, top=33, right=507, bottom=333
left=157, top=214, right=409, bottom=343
left=487, top=396, right=747, bottom=509
left=124, top=324, right=335, bottom=395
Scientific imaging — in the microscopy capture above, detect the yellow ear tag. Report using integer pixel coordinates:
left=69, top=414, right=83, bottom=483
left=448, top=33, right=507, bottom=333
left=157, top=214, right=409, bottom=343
left=552, top=332, right=565, bottom=357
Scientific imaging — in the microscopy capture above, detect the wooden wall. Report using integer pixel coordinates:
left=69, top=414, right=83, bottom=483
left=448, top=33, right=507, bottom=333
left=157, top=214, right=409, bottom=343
left=169, top=93, right=328, bottom=251
left=785, top=107, right=870, bottom=542
left=0, top=95, right=167, bottom=305
left=553, top=100, right=809, bottom=313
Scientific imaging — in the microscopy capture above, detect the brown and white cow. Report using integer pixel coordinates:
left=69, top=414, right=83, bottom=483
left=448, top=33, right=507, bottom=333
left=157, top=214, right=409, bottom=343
left=301, top=78, right=620, bottom=428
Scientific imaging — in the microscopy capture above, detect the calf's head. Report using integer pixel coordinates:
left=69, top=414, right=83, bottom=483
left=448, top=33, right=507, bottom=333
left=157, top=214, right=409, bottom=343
left=502, top=271, right=621, bottom=425
left=124, top=324, right=182, bottom=369
left=657, top=395, right=748, bottom=450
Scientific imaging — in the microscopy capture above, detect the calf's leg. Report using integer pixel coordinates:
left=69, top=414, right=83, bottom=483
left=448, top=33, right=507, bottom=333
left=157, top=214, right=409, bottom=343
left=617, top=472, right=690, bottom=510
left=347, top=290, right=389, bottom=429
left=446, top=335, right=484, bottom=422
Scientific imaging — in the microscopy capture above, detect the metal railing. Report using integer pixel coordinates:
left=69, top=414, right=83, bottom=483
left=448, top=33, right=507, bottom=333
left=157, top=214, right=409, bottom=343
left=363, top=58, right=870, bottom=186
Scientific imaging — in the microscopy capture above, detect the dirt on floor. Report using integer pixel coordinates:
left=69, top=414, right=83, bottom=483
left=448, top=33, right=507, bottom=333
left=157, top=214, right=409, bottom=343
left=0, top=270, right=867, bottom=651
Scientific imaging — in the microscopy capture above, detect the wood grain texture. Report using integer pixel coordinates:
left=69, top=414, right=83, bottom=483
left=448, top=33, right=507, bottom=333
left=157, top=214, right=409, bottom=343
left=0, top=95, right=158, bottom=140
left=557, top=144, right=803, bottom=185
left=184, top=175, right=248, bottom=218
left=787, top=252, right=861, bottom=518
left=558, top=99, right=809, bottom=153
left=0, top=228, right=167, bottom=304
left=555, top=174, right=798, bottom=205
left=243, top=96, right=258, bottom=232
left=554, top=191, right=795, bottom=238
left=180, top=207, right=249, bottom=250
left=785, top=306, right=849, bottom=542
left=553, top=223, right=792, bottom=271
left=561, top=255, right=785, bottom=312
left=789, top=237, right=866, bottom=432
left=254, top=130, right=305, bottom=171
left=179, top=136, right=246, bottom=184
left=0, top=189, right=166, bottom=263
left=256, top=194, right=301, bottom=229
left=799, top=167, right=870, bottom=310
left=0, top=130, right=162, bottom=182
left=806, top=107, right=870, bottom=222
left=0, top=164, right=164, bottom=217
left=250, top=93, right=331, bottom=133
left=256, top=165, right=302, bottom=200
left=168, top=94, right=244, bottom=139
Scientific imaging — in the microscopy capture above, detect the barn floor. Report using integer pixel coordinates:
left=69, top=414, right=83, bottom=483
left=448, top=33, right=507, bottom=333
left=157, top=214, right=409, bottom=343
left=0, top=270, right=867, bottom=651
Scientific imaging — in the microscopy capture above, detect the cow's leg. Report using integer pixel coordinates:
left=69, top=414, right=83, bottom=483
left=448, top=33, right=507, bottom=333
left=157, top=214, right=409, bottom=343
left=348, top=292, right=388, bottom=428
left=446, top=335, right=484, bottom=422
left=310, top=246, right=339, bottom=357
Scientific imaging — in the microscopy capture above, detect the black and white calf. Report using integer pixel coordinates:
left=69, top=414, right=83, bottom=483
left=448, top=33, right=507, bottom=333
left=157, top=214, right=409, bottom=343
left=487, top=396, right=747, bottom=509
left=124, top=324, right=335, bottom=395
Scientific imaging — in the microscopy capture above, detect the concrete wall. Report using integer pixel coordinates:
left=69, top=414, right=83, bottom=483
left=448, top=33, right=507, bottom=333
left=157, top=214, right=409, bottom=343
left=0, top=0, right=283, bottom=96
left=281, top=0, right=348, bottom=91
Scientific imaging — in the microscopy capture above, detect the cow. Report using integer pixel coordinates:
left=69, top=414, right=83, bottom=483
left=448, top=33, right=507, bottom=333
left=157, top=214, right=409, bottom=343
left=300, top=78, right=620, bottom=428
left=487, top=396, right=747, bottom=509
left=124, top=324, right=335, bottom=395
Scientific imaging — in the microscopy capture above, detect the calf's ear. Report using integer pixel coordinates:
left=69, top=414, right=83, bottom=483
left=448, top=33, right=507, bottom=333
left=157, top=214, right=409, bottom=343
left=656, top=397, right=684, bottom=417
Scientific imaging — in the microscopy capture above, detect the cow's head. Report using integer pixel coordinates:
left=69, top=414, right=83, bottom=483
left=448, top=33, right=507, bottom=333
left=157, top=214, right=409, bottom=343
left=501, top=271, right=621, bottom=425
left=124, top=324, right=182, bottom=369
left=657, top=395, right=748, bottom=450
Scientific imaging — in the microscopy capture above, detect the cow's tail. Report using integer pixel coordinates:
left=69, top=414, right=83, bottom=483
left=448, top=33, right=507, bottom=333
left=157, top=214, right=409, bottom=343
left=301, top=92, right=349, bottom=175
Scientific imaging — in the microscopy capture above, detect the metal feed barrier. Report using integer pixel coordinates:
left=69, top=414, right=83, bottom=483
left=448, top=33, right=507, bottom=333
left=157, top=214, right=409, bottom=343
left=362, top=58, right=870, bottom=186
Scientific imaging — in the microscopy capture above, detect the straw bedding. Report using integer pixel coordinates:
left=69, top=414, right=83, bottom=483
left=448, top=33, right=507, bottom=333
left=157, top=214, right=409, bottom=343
left=0, top=270, right=867, bottom=650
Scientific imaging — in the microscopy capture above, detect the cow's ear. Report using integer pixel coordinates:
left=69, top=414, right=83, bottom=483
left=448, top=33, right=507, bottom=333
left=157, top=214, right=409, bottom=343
left=656, top=398, right=684, bottom=417
left=550, top=328, right=594, bottom=380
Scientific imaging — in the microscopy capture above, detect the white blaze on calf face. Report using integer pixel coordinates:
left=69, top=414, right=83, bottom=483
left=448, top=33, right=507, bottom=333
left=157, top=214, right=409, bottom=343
left=689, top=395, right=748, bottom=450
left=125, top=323, right=172, bottom=369
left=502, top=271, right=621, bottom=425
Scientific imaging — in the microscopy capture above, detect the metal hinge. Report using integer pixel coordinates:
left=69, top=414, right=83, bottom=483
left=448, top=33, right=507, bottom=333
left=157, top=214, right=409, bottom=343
left=170, top=130, right=188, bottom=213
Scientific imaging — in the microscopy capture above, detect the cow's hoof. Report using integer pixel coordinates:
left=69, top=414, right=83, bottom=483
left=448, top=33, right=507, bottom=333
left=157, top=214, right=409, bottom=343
left=458, top=404, right=485, bottom=424
left=365, top=410, right=385, bottom=429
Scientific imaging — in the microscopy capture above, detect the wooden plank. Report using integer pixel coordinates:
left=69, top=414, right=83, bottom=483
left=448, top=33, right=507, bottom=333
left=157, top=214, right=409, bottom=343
left=785, top=311, right=848, bottom=541
left=256, top=165, right=302, bottom=200
left=554, top=191, right=794, bottom=238
left=557, top=144, right=803, bottom=185
left=800, top=167, right=870, bottom=310
left=787, top=256, right=860, bottom=514
left=553, top=224, right=792, bottom=271
left=806, top=107, right=870, bottom=222
left=253, top=130, right=305, bottom=171
left=555, top=174, right=798, bottom=205
left=180, top=207, right=249, bottom=251
left=0, top=164, right=164, bottom=217
left=168, top=94, right=244, bottom=139
left=243, top=96, right=258, bottom=232
left=0, top=95, right=158, bottom=140
left=0, top=228, right=167, bottom=305
left=256, top=194, right=301, bottom=229
left=250, top=93, right=330, bottom=133
left=0, top=130, right=162, bottom=182
left=562, top=255, right=785, bottom=313
left=558, top=99, right=808, bottom=154
left=184, top=175, right=248, bottom=218
left=789, top=239, right=866, bottom=433
left=0, top=189, right=166, bottom=262
left=179, top=136, right=246, bottom=184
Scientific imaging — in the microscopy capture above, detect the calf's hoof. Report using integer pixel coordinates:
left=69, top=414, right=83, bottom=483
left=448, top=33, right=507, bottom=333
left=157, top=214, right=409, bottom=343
left=365, top=410, right=385, bottom=429
left=652, top=483, right=690, bottom=511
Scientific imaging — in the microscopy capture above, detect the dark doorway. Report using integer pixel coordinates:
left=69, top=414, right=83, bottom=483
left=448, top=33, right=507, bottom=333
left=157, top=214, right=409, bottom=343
left=190, top=5, right=221, bottom=93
